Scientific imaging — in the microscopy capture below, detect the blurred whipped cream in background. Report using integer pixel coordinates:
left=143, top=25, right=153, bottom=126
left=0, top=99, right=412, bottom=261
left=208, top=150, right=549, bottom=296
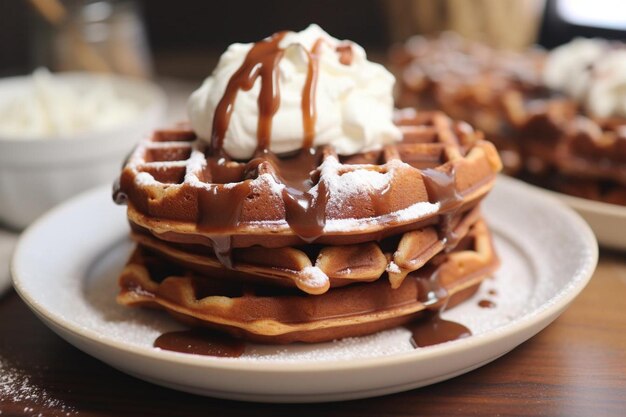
left=543, top=38, right=626, bottom=118
left=0, top=68, right=140, bottom=139
left=188, top=24, right=401, bottom=159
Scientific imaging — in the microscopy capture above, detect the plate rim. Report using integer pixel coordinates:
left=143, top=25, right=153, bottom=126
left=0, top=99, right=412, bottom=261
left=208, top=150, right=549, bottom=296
left=11, top=176, right=598, bottom=374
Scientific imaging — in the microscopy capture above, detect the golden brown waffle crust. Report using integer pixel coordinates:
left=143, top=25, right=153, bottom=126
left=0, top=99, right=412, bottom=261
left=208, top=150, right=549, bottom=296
left=117, top=220, right=498, bottom=344
left=115, top=112, right=502, bottom=241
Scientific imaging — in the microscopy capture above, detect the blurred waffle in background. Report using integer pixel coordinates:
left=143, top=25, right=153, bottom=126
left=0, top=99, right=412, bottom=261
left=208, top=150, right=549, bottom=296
left=389, top=1, right=626, bottom=207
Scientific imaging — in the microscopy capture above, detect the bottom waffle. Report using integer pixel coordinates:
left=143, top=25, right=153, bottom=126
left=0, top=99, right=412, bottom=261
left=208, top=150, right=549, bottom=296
left=117, top=220, right=498, bottom=344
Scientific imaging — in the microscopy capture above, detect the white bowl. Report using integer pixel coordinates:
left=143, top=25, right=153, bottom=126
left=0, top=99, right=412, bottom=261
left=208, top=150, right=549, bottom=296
left=0, top=72, right=166, bottom=229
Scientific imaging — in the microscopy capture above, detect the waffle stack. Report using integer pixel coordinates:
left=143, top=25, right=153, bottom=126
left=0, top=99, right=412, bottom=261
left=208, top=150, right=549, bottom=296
left=114, top=111, right=502, bottom=343
left=393, top=34, right=626, bottom=206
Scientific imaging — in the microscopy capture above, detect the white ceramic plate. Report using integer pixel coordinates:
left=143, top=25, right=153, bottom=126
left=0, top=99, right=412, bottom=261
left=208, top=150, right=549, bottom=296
left=11, top=176, right=597, bottom=403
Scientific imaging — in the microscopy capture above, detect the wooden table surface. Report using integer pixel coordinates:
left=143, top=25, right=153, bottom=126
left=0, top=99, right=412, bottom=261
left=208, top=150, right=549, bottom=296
left=0, top=250, right=624, bottom=417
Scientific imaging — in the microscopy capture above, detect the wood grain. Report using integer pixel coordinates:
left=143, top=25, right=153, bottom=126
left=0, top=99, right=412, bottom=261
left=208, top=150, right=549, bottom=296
left=0, top=252, right=624, bottom=417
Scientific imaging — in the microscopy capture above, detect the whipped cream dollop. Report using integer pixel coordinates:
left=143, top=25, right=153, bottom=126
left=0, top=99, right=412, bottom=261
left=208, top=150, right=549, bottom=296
left=543, top=38, right=626, bottom=118
left=188, top=24, right=402, bottom=159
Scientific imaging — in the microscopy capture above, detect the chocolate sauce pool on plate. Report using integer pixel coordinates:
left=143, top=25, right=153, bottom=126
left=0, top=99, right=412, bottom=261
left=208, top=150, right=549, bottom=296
left=408, top=313, right=472, bottom=347
left=478, top=299, right=496, bottom=308
left=154, top=328, right=245, bottom=358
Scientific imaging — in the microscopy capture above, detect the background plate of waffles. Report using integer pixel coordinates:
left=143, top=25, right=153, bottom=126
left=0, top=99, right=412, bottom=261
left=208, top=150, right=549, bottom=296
left=392, top=34, right=626, bottom=250
left=11, top=175, right=597, bottom=403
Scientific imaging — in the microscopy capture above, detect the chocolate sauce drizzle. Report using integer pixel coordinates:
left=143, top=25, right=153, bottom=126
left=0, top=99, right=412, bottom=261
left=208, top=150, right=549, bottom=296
left=421, top=167, right=463, bottom=250
left=197, top=181, right=253, bottom=268
left=211, top=31, right=288, bottom=154
left=302, top=39, right=324, bottom=150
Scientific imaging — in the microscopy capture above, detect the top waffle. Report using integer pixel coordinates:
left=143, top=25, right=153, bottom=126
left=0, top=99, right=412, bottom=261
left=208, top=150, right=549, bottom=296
left=114, top=111, right=502, bottom=249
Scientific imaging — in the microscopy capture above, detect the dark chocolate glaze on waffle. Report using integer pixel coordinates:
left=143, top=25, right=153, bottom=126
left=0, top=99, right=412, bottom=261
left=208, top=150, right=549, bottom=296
left=421, top=167, right=463, bottom=249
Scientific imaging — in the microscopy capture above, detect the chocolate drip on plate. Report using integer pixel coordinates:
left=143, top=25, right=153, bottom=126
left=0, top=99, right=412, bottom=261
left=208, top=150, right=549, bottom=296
left=408, top=312, right=471, bottom=347
left=478, top=299, right=496, bottom=308
left=154, top=328, right=245, bottom=357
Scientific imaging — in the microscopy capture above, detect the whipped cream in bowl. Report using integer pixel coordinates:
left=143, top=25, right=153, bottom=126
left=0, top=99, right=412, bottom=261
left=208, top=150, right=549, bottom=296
left=0, top=68, right=142, bottom=139
left=0, top=70, right=166, bottom=228
left=188, top=24, right=402, bottom=159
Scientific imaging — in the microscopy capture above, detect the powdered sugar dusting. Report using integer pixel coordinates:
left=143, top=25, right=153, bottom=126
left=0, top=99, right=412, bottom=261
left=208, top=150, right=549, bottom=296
left=322, top=201, right=440, bottom=233
left=300, top=266, right=329, bottom=289
left=315, top=155, right=393, bottom=215
left=387, top=261, right=401, bottom=274
left=321, top=156, right=390, bottom=191
left=246, top=328, right=413, bottom=361
left=254, top=173, right=286, bottom=196
left=394, top=200, right=441, bottom=222
left=134, top=172, right=156, bottom=186
left=184, top=149, right=207, bottom=186
left=0, top=356, right=77, bottom=415
left=328, top=169, right=390, bottom=194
